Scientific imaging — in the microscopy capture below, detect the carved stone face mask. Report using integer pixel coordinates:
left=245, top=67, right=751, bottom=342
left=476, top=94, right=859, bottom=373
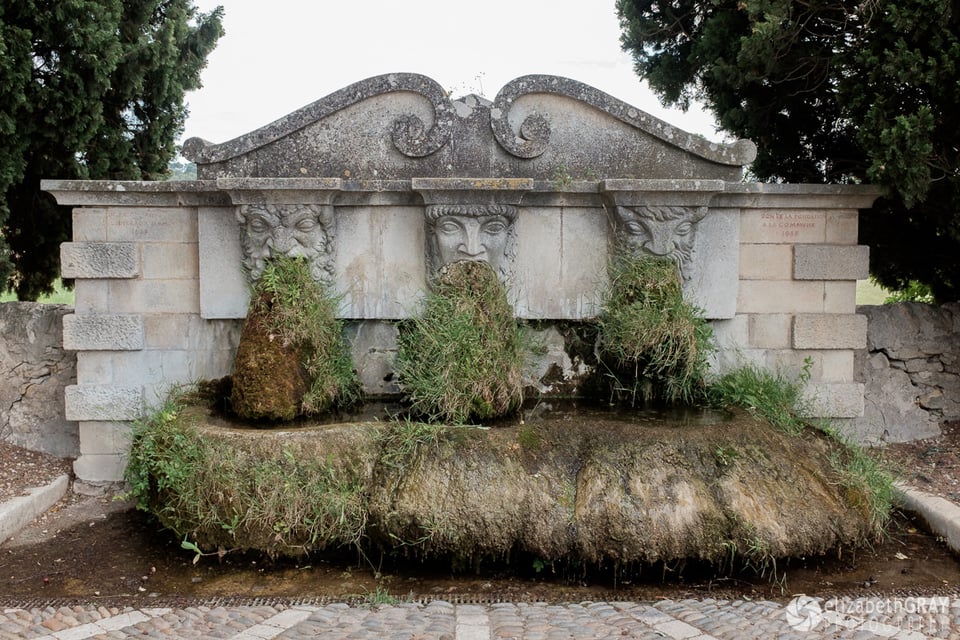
left=425, top=204, right=517, bottom=280
left=236, top=204, right=334, bottom=282
left=612, top=205, right=706, bottom=278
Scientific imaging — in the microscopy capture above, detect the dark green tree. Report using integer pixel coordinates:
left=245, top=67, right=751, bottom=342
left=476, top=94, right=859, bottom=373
left=0, top=1, right=223, bottom=300
left=617, top=0, right=960, bottom=301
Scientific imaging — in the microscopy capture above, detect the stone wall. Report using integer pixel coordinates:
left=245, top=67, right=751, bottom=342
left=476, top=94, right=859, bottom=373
left=0, top=303, right=77, bottom=457
left=846, top=303, right=960, bottom=444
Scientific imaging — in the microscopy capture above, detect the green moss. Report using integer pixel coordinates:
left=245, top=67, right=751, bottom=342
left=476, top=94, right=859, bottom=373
left=231, top=256, right=360, bottom=420
left=395, top=261, right=524, bottom=423
left=597, top=256, right=713, bottom=405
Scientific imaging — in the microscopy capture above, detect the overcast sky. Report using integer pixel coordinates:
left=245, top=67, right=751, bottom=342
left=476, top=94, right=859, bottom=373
left=181, top=0, right=723, bottom=146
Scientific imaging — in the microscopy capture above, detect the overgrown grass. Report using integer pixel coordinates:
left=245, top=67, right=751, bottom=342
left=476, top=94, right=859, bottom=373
left=597, top=256, right=713, bottom=405
left=248, top=256, right=361, bottom=413
left=395, top=261, right=523, bottom=423
left=125, top=387, right=369, bottom=557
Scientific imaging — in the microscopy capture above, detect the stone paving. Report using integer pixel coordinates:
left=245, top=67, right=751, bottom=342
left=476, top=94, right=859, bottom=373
left=3, top=596, right=960, bottom=639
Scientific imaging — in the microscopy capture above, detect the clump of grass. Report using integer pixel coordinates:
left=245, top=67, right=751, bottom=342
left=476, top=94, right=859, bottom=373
left=233, top=256, right=360, bottom=417
left=597, top=256, right=713, bottom=405
left=395, top=260, right=523, bottom=424
left=125, top=387, right=369, bottom=557
left=707, top=361, right=810, bottom=435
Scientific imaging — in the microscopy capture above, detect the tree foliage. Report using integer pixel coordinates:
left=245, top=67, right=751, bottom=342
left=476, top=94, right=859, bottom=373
left=0, top=1, right=223, bottom=299
left=617, top=0, right=960, bottom=301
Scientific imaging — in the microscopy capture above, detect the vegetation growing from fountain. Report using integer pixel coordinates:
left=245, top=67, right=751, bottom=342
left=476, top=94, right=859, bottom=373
left=597, top=255, right=713, bottom=406
left=395, top=260, right=524, bottom=423
left=230, top=256, right=360, bottom=421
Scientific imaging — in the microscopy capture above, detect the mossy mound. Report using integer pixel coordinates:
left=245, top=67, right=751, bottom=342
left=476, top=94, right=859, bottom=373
left=128, top=399, right=885, bottom=567
left=231, top=257, right=360, bottom=422
left=395, top=260, right=523, bottom=423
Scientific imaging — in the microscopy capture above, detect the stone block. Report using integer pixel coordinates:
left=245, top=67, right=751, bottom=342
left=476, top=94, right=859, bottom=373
left=794, top=244, right=869, bottom=280
left=65, top=385, right=142, bottom=421
left=681, top=208, right=739, bottom=319
left=108, top=279, right=200, bottom=314
left=823, top=281, right=857, bottom=314
left=79, top=421, right=132, bottom=455
left=513, top=206, right=607, bottom=319
left=198, top=206, right=248, bottom=319
left=106, top=207, right=197, bottom=242
left=73, top=452, right=128, bottom=483
left=60, top=242, right=139, bottom=279
left=62, top=313, right=144, bottom=351
left=76, top=352, right=113, bottom=384
left=737, top=281, right=824, bottom=314
left=826, top=210, right=859, bottom=244
left=801, top=382, right=864, bottom=418
left=739, top=210, right=826, bottom=244
left=335, top=205, right=427, bottom=319
left=73, top=280, right=110, bottom=314
left=820, top=350, right=855, bottom=382
left=141, top=242, right=199, bottom=280
left=739, top=244, right=792, bottom=280
left=72, top=208, right=107, bottom=241
left=748, top=314, right=792, bottom=349
left=793, top=314, right=867, bottom=349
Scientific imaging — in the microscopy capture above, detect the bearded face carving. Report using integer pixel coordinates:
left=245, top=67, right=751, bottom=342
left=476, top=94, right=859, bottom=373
left=610, top=205, right=706, bottom=278
left=425, top=204, right=517, bottom=281
left=236, top=204, right=335, bottom=283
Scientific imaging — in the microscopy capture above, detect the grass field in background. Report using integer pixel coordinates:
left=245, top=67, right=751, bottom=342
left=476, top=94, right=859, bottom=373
left=856, top=279, right=889, bottom=305
left=0, top=280, right=74, bottom=305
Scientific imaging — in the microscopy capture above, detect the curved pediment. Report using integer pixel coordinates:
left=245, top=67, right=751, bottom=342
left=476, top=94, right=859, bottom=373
left=183, top=73, right=755, bottom=181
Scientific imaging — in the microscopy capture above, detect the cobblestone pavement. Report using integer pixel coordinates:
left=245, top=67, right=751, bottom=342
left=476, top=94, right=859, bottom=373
left=3, top=596, right=960, bottom=639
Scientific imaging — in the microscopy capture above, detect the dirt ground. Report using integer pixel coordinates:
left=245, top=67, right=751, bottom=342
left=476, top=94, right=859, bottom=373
left=2, top=423, right=960, bottom=604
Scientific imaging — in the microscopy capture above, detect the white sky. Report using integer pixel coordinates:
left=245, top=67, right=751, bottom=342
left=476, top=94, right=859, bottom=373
left=181, top=0, right=723, bottom=147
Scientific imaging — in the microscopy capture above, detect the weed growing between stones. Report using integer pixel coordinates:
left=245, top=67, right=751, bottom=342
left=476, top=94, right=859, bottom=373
left=231, top=256, right=361, bottom=420
left=395, top=260, right=524, bottom=423
left=597, top=255, right=713, bottom=406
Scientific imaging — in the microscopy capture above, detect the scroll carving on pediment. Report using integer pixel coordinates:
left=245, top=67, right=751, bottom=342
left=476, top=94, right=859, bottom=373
left=184, top=73, right=456, bottom=164
left=425, top=204, right=518, bottom=282
left=609, top=205, right=708, bottom=280
left=236, top=203, right=335, bottom=283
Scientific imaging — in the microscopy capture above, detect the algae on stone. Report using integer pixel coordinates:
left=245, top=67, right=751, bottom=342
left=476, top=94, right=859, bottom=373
left=231, top=256, right=360, bottom=422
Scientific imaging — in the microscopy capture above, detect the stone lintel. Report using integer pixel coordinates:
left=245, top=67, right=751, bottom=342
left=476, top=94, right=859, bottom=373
left=217, top=177, right=343, bottom=205
left=793, top=314, right=867, bottom=349
left=61, top=242, right=139, bottom=279
left=717, top=183, right=884, bottom=210
left=600, top=179, right=725, bottom=207
left=63, top=313, right=145, bottom=351
left=794, top=244, right=870, bottom=281
left=41, top=180, right=229, bottom=207
left=65, top=385, right=143, bottom=421
left=412, top=177, right=534, bottom=206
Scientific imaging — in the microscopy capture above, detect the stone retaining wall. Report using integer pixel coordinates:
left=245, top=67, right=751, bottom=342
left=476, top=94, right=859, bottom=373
left=847, top=302, right=960, bottom=444
left=0, top=303, right=77, bottom=457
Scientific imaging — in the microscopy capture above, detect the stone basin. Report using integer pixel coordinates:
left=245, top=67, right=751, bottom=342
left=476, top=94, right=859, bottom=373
left=134, top=400, right=880, bottom=568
